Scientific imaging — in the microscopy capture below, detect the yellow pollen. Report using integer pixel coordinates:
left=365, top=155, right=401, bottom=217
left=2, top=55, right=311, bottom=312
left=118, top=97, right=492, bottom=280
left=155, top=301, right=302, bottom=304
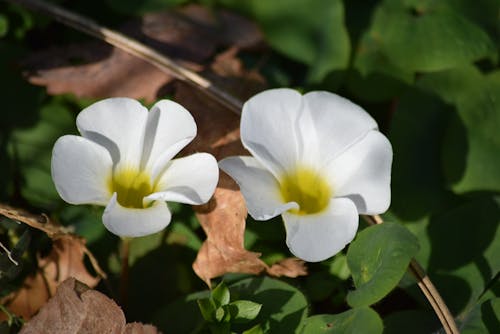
left=108, top=168, right=153, bottom=208
left=279, top=166, right=332, bottom=215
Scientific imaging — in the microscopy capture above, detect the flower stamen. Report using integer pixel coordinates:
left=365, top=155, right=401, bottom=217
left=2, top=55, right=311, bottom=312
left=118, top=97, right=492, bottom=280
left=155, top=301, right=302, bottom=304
left=109, top=168, right=153, bottom=208
left=279, top=166, right=331, bottom=215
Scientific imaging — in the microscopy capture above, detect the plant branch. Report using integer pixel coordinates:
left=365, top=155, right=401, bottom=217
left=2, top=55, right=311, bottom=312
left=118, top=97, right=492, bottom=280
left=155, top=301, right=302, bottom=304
left=7, top=0, right=244, bottom=114
left=362, top=215, right=459, bottom=334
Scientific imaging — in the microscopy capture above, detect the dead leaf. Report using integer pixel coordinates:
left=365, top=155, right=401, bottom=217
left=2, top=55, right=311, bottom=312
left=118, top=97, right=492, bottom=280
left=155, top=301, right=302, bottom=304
left=0, top=204, right=69, bottom=239
left=1, top=235, right=101, bottom=321
left=22, top=5, right=262, bottom=103
left=124, top=323, right=161, bottom=334
left=19, top=278, right=161, bottom=334
left=192, top=173, right=264, bottom=287
left=192, top=173, right=308, bottom=287
left=267, top=258, right=308, bottom=278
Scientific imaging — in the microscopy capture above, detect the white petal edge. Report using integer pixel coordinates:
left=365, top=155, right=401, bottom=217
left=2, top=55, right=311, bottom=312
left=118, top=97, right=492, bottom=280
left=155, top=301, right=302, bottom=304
left=103, top=193, right=172, bottom=237
left=219, top=156, right=298, bottom=220
left=140, top=100, right=197, bottom=180
left=145, top=153, right=219, bottom=205
left=326, top=130, right=392, bottom=215
left=283, top=198, right=359, bottom=262
left=76, top=97, right=148, bottom=169
left=51, top=135, right=112, bottom=205
left=240, top=88, right=303, bottom=177
left=303, top=91, right=378, bottom=163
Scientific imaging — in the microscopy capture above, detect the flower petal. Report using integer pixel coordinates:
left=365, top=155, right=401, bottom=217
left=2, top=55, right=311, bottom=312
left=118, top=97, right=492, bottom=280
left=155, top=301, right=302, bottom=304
left=51, top=135, right=112, bottom=205
left=240, top=88, right=303, bottom=176
left=326, top=131, right=392, bottom=214
left=140, top=100, right=197, bottom=180
left=283, top=198, right=358, bottom=262
left=145, top=153, right=219, bottom=205
left=219, top=156, right=298, bottom=220
left=76, top=98, right=148, bottom=169
left=303, top=91, right=378, bottom=163
left=103, top=194, right=172, bottom=237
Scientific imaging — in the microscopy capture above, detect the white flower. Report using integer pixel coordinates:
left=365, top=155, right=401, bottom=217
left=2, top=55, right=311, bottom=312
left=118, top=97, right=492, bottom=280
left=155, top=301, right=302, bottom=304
left=219, top=88, right=392, bottom=262
left=51, top=98, right=219, bottom=237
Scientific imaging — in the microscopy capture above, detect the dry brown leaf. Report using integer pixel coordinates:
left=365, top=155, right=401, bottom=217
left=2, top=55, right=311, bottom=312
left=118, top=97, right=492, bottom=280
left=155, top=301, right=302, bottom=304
left=124, top=323, right=162, bottom=334
left=24, top=44, right=173, bottom=102
left=19, top=278, right=161, bottom=334
left=22, top=5, right=262, bottom=103
left=192, top=173, right=308, bottom=287
left=267, top=258, right=308, bottom=278
left=0, top=204, right=69, bottom=239
left=192, top=173, right=265, bottom=287
left=1, top=235, right=101, bottom=321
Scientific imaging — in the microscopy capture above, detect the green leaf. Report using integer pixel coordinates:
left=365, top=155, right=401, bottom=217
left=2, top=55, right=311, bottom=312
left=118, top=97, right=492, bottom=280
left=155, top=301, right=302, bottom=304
left=198, top=297, right=217, bottom=322
left=8, top=101, right=76, bottom=207
left=389, top=89, right=453, bottom=220
left=418, top=67, right=500, bottom=193
left=426, top=196, right=500, bottom=315
left=371, top=2, right=496, bottom=72
left=383, top=310, right=440, bottom=334
left=220, top=0, right=350, bottom=83
left=346, top=222, right=419, bottom=307
left=228, top=300, right=262, bottom=323
left=212, top=281, right=231, bottom=307
left=153, top=290, right=209, bottom=333
left=242, top=324, right=264, bottom=334
left=229, top=276, right=308, bottom=333
left=461, top=298, right=500, bottom=334
left=300, top=307, right=383, bottom=334
left=0, top=14, right=8, bottom=37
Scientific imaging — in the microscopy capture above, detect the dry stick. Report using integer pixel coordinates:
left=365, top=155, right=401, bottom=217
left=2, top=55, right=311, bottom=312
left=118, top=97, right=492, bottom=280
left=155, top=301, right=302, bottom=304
left=9, top=0, right=458, bottom=332
left=362, top=215, right=459, bottom=334
left=9, top=0, right=244, bottom=115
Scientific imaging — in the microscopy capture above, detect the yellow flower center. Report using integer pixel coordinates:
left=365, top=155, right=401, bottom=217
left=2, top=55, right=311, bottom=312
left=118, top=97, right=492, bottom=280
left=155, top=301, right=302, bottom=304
left=279, top=166, right=332, bottom=215
left=108, top=168, right=153, bottom=208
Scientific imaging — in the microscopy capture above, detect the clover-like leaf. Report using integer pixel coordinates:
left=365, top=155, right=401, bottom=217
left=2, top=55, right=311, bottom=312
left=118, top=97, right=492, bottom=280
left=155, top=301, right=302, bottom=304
left=346, top=222, right=419, bottom=307
left=301, top=307, right=383, bottom=334
left=228, top=300, right=262, bottom=323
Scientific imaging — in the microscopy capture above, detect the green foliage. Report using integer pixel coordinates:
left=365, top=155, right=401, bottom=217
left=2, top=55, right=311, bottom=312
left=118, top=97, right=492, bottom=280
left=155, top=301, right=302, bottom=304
left=218, top=0, right=350, bottom=83
left=1, top=0, right=500, bottom=332
left=197, top=281, right=262, bottom=333
left=346, top=222, right=419, bottom=307
left=300, top=307, right=383, bottom=334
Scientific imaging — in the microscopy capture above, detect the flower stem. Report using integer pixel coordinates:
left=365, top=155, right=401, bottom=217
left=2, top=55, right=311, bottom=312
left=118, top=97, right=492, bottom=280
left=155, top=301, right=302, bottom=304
left=119, top=237, right=131, bottom=309
left=362, top=215, right=459, bottom=334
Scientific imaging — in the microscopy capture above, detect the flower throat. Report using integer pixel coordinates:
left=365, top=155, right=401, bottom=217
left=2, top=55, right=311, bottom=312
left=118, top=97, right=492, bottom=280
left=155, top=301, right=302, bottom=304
left=108, top=168, right=153, bottom=208
left=279, top=167, right=331, bottom=215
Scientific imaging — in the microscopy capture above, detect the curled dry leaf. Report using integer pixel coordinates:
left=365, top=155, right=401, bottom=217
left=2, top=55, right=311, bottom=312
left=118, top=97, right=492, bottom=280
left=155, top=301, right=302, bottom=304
left=22, top=4, right=262, bottom=103
left=0, top=205, right=105, bottom=321
left=267, top=258, right=308, bottom=278
left=192, top=174, right=308, bottom=287
left=20, top=278, right=161, bottom=334
left=0, top=204, right=70, bottom=239
left=193, top=173, right=265, bottom=287
left=1, top=235, right=101, bottom=321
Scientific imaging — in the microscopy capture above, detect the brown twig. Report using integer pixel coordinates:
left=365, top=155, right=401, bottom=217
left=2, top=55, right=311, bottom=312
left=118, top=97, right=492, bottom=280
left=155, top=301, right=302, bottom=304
left=362, top=215, right=459, bottom=334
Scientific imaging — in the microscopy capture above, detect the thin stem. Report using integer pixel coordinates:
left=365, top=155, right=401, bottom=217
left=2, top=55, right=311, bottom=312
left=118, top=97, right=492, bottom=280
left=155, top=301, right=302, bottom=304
left=119, top=237, right=131, bottom=309
left=0, top=240, right=18, bottom=266
left=8, top=0, right=243, bottom=115
left=362, top=215, right=459, bottom=334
